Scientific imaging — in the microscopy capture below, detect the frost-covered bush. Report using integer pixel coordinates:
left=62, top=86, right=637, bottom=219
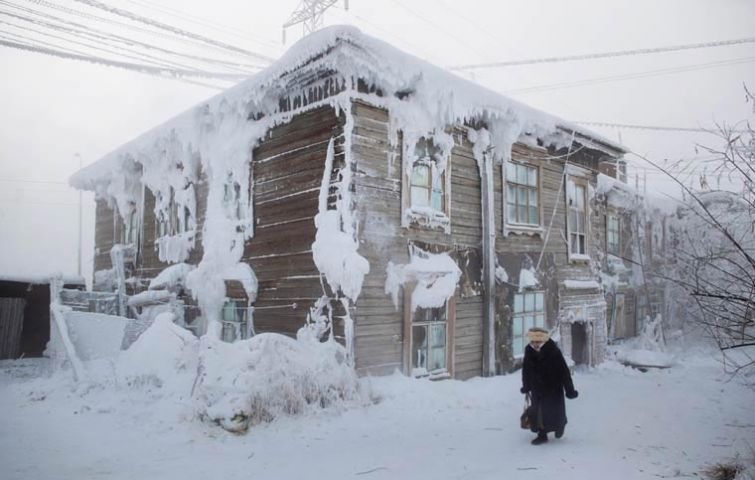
left=193, top=332, right=363, bottom=433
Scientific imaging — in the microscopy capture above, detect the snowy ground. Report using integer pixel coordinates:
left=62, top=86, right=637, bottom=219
left=1, top=346, right=753, bottom=480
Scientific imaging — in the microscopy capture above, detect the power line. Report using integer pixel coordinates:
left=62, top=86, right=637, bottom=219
left=385, top=0, right=478, bottom=53
left=119, top=0, right=280, bottom=51
left=21, top=0, right=264, bottom=65
left=0, top=9, right=262, bottom=74
left=449, top=36, right=755, bottom=71
left=3, top=1, right=264, bottom=71
left=0, top=38, right=240, bottom=86
left=575, top=122, right=730, bottom=134
left=504, top=56, right=755, bottom=95
left=69, top=0, right=275, bottom=63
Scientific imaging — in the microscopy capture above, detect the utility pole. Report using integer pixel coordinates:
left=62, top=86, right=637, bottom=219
left=75, top=153, right=82, bottom=278
left=282, top=0, right=347, bottom=44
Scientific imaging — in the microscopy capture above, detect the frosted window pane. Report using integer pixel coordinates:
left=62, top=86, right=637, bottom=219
left=518, top=187, right=527, bottom=205
left=508, top=203, right=517, bottom=222
left=513, top=318, right=523, bottom=336
left=514, top=294, right=523, bottom=313
left=529, top=206, right=538, bottom=225
left=517, top=165, right=527, bottom=184
left=525, top=293, right=534, bottom=312
left=513, top=336, right=523, bottom=357
left=411, top=186, right=429, bottom=207
left=535, top=293, right=544, bottom=311
left=506, top=162, right=516, bottom=182
left=412, top=164, right=430, bottom=186
left=431, top=189, right=443, bottom=211
left=430, top=323, right=445, bottom=348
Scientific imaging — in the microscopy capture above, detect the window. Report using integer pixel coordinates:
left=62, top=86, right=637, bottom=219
left=505, top=162, right=539, bottom=226
left=411, top=163, right=445, bottom=212
left=221, top=299, right=248, bottom=342
left=411, top=305, right=448, bottom=376
left=567, top=178, right=587, bottom=256
left=157, top=186, right=192, bottom=237
left=607, top=214, right=620, bottom=256
left=409, top=137, right=446, bottom=213
left=223, top=173, right=243, bottom=220
left=402, top=135, right=452, bottom=232
left=120, top=202, right=138, bottom=245
left=512, top=291, right=545, bottom=357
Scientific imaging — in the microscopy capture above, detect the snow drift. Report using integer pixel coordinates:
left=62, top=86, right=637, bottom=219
left=193, top=331, right=364, bottom=433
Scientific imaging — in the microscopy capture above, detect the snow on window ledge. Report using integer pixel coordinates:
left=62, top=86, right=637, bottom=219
left=568, top=253, right=590, bottom=263
left=404, top=206, right=450, bottom=233
left=504, top=223, right=544, bottom=237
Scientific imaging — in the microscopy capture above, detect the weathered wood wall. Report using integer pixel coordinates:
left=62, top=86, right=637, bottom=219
left=351, top=100, right=484, bottom=380
left=244, top=105, right=345, bottom=338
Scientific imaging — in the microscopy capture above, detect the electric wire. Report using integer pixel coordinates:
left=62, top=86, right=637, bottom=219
left=449, top=36, right=755, bottom=71
left=3, top=1, right=264, bottom=71
left=22, top=0, right=267, bottom=65
left=70, top=0, right=275, bottom=62
left=504, top=56, right=755, bottom=95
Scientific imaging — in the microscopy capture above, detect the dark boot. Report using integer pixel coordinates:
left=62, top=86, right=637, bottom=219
left=531, top=431, right=548, bottom=445
left=555, top=426, right=565, bottom=439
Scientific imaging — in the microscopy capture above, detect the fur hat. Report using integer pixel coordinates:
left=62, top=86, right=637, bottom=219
left=527, top=327, right=550, bottom=343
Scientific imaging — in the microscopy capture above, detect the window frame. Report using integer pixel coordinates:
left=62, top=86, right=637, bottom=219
left=156, top=185, right=194, bottom=239
left=401, top=134, right=452, bottom=231
left=221, top=298, right=249, bottom=342
left=606, top=212, right=621, bottom=256
left=403, top=284, right=456, bottom=378
left=504, top=160, right=541, bottom=229
left=566, top=175, right=589, bottom=260
left=511, top=290, right=546, bottom=358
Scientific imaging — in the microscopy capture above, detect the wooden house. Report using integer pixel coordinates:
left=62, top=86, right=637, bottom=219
left=72, top=26, right=629, bottom=379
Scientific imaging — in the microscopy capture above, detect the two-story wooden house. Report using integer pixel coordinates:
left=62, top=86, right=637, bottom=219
left=71, top=26, right=629, bottom=379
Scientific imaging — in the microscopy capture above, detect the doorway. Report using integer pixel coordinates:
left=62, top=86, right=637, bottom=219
left=571, top=322, right=588, bottom=365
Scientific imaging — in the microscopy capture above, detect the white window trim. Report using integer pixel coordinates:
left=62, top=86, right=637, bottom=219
left=503, top=159, right=544, bottom=236
left=566, top=174, right=590, bottom=262
left=401, top=135, right=452, bottom=233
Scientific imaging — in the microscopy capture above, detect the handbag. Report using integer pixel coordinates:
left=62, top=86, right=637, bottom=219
left=520, top=393, right=534, bottom=430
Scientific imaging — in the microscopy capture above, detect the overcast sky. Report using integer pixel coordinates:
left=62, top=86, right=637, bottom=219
left=0, top=0, right=753, bottom=282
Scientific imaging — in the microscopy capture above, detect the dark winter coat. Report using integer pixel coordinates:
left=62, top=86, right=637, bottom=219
left=521, top=339, right=577, bottom=434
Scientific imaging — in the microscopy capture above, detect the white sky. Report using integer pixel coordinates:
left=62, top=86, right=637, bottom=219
left=0, top=0, right=753, bottom=282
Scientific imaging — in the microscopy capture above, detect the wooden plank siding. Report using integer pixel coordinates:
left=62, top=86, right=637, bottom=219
left=243, top=105, right=345, bottom=340
left=350, top=100, right=484, bottom=379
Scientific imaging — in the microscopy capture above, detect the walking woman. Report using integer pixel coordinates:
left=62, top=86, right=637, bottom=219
left=520, top=327, right=578, bottom=445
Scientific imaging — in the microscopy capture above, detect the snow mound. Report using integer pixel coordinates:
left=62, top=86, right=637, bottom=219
left=117, top=313, right=199, bottom=388
left=194, top=332, right=364, bottom=433
left=614, top=349, right=675, bottom=369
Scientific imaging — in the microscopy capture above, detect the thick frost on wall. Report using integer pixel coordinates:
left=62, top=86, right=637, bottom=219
left=385, top=248, right=461, bottom=311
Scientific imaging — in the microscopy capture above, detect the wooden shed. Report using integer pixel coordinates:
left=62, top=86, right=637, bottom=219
left=0, top=275, right=85, bottom=359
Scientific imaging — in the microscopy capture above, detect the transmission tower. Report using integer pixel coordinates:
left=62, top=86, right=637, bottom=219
left=282, top=0, right=348, bottom=43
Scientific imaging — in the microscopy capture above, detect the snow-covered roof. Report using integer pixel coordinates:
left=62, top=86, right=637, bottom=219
left=70, top=25, right=625, bottom=192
